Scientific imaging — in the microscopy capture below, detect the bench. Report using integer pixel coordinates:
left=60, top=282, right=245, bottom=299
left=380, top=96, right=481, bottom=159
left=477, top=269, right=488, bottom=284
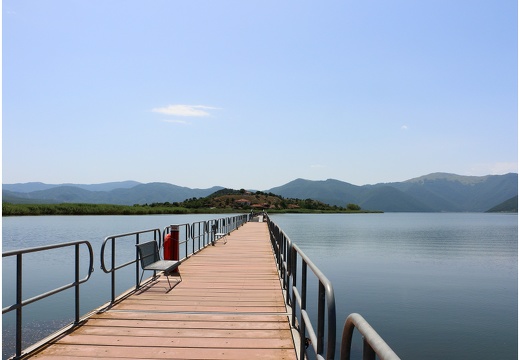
left=136, top=240, right=182, bottom=290
left=215, top=232, right=228, bottom=244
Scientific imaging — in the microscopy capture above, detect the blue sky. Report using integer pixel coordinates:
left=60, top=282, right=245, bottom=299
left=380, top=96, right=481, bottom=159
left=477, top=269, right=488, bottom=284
left=2, top=0, right=518, bottom=190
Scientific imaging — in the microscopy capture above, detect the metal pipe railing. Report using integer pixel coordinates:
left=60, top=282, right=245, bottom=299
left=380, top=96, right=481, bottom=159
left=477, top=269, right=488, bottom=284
left=100, top=215, right=248, bottom=305
left=163, top=223, right=191, bottom=259
left=100, top=228, right=161, bottom=303
left=267, top=216, right=336, bottom=360
left=267, top=215, right=399, bottom=360
left=340, top=313, right=401, bottom=360
left=191, top=221, right=208, bottom=252
left=2, top=240, right=94, bottom=359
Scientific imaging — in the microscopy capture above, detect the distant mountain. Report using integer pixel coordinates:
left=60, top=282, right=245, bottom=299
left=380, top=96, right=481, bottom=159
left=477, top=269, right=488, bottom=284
left=3, top=181, right=141, bottom=193
left=267, top=173, right=518, bottom=212
left=3, top=182, right=224, bottom=206
left=3, top=173, right=517, bottom=212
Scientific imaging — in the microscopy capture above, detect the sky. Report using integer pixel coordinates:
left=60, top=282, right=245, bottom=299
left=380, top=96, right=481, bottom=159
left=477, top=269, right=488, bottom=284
left=2, top=0, right=518, bottom=190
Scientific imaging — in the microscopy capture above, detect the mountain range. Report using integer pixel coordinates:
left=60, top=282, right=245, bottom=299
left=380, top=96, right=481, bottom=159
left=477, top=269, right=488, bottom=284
left=3, top=172, right=518, bottom=212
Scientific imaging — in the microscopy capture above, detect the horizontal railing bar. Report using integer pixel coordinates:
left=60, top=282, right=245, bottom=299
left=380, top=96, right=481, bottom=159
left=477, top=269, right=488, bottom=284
left=3, top=240, right=92, bottom=257
left=103, top=228, right=160, bottom=239
left=293, top=286, right=302, bottom=307
left=3, top=278, right=88, bottom=314
left=100, top=228, right=161, bottom=273
left=302, top=310, right=318, bottom=354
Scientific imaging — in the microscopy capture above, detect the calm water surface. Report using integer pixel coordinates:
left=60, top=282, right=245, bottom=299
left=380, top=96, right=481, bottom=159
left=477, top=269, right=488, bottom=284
left=270, top=213, right=517, bottom=359
left=2, top=213, right=518, bottom=359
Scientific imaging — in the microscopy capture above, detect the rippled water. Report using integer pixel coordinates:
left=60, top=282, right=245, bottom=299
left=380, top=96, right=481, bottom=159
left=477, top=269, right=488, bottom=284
left=2, top=213, right=517, bottom=359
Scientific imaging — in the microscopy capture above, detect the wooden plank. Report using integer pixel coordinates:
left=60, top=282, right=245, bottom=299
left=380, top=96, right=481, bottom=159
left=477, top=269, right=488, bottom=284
left=57, top=334, right=294, bottom=348
left=90, top=312, right=289, bottom=323
left=33, top=344, right=296, bottom=359
left=75, top=326, right=292, bottom=339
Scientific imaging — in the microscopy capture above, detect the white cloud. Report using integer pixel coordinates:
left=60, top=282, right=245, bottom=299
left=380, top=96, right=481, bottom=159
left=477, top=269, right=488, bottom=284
left=152, top=104, right=219, bottom=117
left=162, top=119, right=190, bottom=125
left=401, top=125, right=409, bottom=130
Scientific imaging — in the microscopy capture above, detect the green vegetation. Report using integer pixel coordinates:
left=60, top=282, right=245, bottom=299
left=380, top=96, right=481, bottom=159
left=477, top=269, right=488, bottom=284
left=1, top=203, right=242, bottom=216
left=347, top=203, right=361, bottom=211
left=2, top=188, right=379, bottom=216
left=486, top=196, right=518, bottom=213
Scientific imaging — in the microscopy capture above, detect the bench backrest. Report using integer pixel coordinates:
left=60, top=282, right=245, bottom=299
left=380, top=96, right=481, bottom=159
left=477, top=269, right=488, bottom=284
left=136, top=241, right=160, bottom=268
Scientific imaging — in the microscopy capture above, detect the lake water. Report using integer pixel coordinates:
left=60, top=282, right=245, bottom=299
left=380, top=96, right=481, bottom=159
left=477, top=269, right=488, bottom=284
left=2, top=213, right=518, bottom=359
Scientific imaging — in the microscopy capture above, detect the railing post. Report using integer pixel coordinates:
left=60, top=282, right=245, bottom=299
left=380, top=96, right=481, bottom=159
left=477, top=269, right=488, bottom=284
left=135, top=233, right=141, bottom=290
left=16, top=253, right=22, bottom=358
left=75, top=243, right=80, bottom=324
left=286, top=239, right=292, bottom=307
left=111, top=237, right=116, bottom=303
left=299, top=261, right=307, bottom=360
left=190, top=223, right=195, bottom=253
left=185, top=224, right=189, bottom=258
left=291, top=247, right=297, bottom=328
left=317, top=282, right=325, bottom=355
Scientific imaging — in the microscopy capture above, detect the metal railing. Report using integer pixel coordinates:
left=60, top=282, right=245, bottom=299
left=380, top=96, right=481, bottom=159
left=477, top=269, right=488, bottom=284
left=267, top=216, right=336, bottom=360
left=267, top=215, right=400, bottom=360
left=100, top=215, right=249, bottom=305
left=100, top=228, right=162, bottom=303
left=191, top=220, right=210, bottom=251
left=2, top=241, right=94, bottom=359
left=341, top=313, right=400, bottom=360
left=162, top=223, right=191, bottom=257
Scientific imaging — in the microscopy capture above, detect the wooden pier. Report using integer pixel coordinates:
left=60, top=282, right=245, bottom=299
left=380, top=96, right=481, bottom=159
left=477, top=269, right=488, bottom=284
left=31, top=221, right=297, bottom=359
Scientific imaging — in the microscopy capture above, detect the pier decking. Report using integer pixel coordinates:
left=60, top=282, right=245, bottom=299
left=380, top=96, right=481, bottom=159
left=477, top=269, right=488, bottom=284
left=32, top=221, right=297, bottom=359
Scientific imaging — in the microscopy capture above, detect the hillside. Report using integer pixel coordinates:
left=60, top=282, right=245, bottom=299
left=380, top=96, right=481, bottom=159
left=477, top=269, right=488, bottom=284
left=486, top=196, right=518, bottom=213
left=3, top=183, right=224, bottom=206
left=3, top=172, right=517, bottom=212
left=172, top=188, right=346, bottom=211
left=267, top=173, right=517, bottom=212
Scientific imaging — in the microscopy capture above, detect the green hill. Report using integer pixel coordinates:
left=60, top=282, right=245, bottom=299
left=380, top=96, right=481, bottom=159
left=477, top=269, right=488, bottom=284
left=486, top=196, right=518, bottom=213
left=268, top=173, right=518, bottom=212
left=3, top=173, right=517, bottom=212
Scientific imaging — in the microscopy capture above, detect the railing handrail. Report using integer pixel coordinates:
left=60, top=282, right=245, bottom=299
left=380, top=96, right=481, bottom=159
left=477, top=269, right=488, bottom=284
left=266, top=214, right=400, bottom=360
left=291, top=241, right=337, bottom=360
left=100, top=215, right=248, bottom=305
left=267, top=215, right=336, bottom=360
left=100, top=227, right=162, bottom=273
left=162, top=223, right=190, bottom=259
left=100, top=227, right=162, bottom=303
left=341, top=313, right=401, bottom=360
left=2, top=240, right=94, bottom=359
